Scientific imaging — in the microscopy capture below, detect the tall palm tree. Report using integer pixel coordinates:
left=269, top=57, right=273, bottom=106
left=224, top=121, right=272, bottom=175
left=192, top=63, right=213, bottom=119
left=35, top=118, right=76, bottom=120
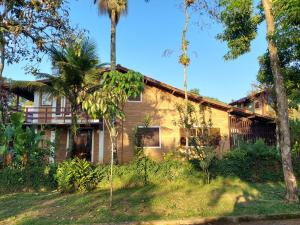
left=38, top=38, right=100, bottom=157
left=94, top=0, right=128, bottom=71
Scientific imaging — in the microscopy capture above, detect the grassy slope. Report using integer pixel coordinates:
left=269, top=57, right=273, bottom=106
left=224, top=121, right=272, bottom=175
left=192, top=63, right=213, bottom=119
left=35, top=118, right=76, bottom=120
left=1, top=177, right=300, bottom=225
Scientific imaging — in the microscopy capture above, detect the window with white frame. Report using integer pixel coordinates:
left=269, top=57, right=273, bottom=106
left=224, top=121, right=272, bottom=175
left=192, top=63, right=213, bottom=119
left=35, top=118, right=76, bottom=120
left=41, top=93, right=52, bottom=106
left=128, top=93, right=142, bottom=102
left=136, top=126, right=161, bottom=148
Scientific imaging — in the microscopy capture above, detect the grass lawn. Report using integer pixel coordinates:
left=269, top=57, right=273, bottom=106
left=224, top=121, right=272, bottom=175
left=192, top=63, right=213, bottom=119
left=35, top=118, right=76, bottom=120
left=1, top=177, right=300, bottom=225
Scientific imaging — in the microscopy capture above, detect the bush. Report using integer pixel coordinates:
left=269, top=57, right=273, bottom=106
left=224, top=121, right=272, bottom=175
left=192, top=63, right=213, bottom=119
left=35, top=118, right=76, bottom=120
left=212, top=139, right=282, bottom=182
left=97, top=152, right=198, bottom=188
left=0, top=164, right=57, bottom=193
left=56, top=158, right=105, bottom=193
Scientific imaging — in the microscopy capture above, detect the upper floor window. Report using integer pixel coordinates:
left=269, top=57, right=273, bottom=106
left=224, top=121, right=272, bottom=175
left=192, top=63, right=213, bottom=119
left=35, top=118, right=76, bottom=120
left=41, top=93, right=52, bottom=106
left=254, top=101, right=260, bottom=109
left=246, top=102, right=254, bottom=112
left=128, top=93, right=142, bottom=102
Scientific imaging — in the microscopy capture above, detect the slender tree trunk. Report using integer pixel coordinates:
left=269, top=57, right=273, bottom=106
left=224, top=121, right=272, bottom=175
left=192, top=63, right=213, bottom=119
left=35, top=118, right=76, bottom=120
left=110, top=137, right=114, bottom=208
left=262, top=0, right=299, bottom=203
left=0, top=31, right=6, bottom=124
left=111, top=9, right=116, bottom=71
left=182, top=3, right=190, bottom=156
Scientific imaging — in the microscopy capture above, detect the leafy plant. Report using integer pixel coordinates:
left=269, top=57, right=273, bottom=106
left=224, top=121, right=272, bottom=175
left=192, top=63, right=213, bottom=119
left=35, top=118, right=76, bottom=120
left=213, top=139, right=282, bottom=182
left=0, top=112, right=52, bottom=168
left=0, top=164, right=57, bottom=193
left=56, top=158, right=104, bottom=193
left=290, top=119, right=300, bottom=157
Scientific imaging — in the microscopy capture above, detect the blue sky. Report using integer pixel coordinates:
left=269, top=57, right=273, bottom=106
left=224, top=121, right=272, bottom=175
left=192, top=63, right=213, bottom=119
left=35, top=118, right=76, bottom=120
left=4, top=0, right=268, bottom=103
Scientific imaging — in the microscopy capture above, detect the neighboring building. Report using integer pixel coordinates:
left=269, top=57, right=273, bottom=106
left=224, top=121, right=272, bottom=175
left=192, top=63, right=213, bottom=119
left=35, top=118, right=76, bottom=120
left=4, top=66, right=277, bottom=164
left=230, top=90, right=300, bottom=120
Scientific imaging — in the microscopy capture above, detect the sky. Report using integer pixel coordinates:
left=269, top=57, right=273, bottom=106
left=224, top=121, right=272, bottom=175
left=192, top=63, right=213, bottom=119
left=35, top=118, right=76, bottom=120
left=4, top=0, right=268, bottom=103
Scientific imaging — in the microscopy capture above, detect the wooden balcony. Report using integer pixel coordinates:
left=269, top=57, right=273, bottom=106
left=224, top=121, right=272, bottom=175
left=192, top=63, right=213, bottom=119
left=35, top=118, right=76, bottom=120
left=17, top=107, right=100, bottom=125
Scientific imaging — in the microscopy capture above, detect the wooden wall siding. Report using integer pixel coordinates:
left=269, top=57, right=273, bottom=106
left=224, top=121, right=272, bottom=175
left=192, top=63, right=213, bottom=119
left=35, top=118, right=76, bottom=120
left=55, top=128, right=68, bottom=162
left=229, top=116, right=276, bottom=147
left=102, top=85, right=231, bottom=164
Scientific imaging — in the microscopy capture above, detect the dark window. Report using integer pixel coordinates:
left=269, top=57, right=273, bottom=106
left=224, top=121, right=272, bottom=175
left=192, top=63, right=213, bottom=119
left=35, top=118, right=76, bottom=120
left=255, top=101, right=260, bottom=109
left=137, top=127, right=160, bottom=147
left=180, top=127, right=221, bottom=147
left=128, top=93, right=142, bottom=102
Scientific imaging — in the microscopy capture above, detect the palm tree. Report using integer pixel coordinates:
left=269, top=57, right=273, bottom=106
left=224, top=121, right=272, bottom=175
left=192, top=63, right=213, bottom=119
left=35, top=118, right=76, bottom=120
left=38, top=38, right=100, bottom=157
left=94, top=0, right=128, bottom=71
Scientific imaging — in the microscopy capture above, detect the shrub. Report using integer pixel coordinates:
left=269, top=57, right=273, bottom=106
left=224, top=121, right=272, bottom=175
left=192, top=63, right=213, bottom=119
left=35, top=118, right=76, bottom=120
left=97, top=152, right=198, bottom=188
left=56, top=158, right=104, bottom=193
left=212, top=139, right=282, bottom=182
left=0, top=112, right=53, bottom=168
left=0, top=164, right=57, bottom=193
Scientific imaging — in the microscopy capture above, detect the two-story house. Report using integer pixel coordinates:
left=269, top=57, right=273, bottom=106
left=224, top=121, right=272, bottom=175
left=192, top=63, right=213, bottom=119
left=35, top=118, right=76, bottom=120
left=4, top=66, right=277, bottom=164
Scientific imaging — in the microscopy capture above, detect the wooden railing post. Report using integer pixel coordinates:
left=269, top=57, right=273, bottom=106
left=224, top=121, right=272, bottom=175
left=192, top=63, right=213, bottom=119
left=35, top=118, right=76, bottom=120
left=45, top=107, right=48, bottom=124
left=25, top=108, right=28, bottom=123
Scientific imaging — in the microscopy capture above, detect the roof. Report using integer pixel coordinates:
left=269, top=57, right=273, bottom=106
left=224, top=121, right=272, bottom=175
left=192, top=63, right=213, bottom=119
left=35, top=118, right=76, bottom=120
left=115, top=65, right=231, bottom=111
left=230, top=90, right=266, bottom=106
left=2, top=65, right=275, bottom=122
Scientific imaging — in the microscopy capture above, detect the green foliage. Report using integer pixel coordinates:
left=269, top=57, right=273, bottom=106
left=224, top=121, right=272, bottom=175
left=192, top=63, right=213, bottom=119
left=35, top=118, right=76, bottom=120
left=0, top=165, right=57, bottom=193
left=81, top=70, right=144, bottom=121
left=291, top=119, right=300, bottom=156
left=56, top=158, right=104, bottom=193
left=188, top=88, right=200, bottom=96
left=217, top=0, right=262, bottom=60
left=212, top=139, right=282, bottom=182
left=0, top=112, right=53, bottom=168
left=98, top=153, right=197, bottom=188
left=0, top=0, right=75, bottom=67
left=133, top=115, right=152, bottom=185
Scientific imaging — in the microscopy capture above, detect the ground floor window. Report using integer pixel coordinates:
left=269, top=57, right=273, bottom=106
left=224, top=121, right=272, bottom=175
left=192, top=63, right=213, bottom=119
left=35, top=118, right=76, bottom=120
left=136, top=126, right=161, bottom=148
left=180, top=127, right=221, bottom=147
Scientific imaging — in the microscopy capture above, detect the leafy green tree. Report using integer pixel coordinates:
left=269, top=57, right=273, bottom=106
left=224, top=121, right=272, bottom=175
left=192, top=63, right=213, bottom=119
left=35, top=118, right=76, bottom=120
left=0, top=0, right=75, bottom=123
left=79, top=70, right=144, bottom=207
left=37, top=38, right=100, bottom=157
left=217, top=0, right=299, bottom=202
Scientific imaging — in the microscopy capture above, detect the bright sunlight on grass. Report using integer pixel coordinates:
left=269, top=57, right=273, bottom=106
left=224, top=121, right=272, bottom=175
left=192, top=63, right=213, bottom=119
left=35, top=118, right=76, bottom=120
left=1, top=177, right=300, bottom=225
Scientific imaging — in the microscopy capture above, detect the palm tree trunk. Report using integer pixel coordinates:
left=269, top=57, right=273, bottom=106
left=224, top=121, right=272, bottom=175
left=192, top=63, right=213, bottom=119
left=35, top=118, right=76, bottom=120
left=111, top=9, right=116, bottom=71
left=262, top=0, right=299, bottom=203
left=68, top=106, right=78, bottom=158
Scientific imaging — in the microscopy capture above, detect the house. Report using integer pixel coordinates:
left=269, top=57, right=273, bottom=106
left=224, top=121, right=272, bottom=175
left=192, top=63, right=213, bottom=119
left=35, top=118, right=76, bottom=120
left=230, top=90, right=300, bottom=120
left=4, top=65, right=277, bottom=164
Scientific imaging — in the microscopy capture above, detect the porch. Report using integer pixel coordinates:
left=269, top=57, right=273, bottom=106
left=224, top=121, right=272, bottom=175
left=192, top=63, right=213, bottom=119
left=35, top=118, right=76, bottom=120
left=17, top=107, right=100, bottom=125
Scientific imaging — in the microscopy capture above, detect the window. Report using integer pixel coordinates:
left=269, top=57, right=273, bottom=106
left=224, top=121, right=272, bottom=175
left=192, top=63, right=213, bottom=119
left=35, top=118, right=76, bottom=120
left=254, top=101, right=260, bottom=109
left=246, top=102, right=254, bottom=112
left=128, top=93, right=142, bottom=102
left=136, top=126, right=161, bottom=148
left=41, top=93, right=52, bottom=106
left=180, top=127, right=221, bottom=147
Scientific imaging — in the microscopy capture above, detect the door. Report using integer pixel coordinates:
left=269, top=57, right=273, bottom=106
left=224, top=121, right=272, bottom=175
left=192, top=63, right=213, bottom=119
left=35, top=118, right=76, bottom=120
left=73, top=129, right=93, bottom=161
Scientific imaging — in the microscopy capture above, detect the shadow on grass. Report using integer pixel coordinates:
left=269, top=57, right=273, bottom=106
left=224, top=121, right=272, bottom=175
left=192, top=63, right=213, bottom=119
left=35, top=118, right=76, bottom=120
left=0, top=183, right=167, bottom=225
left=2, top=177, right=300, bottom=224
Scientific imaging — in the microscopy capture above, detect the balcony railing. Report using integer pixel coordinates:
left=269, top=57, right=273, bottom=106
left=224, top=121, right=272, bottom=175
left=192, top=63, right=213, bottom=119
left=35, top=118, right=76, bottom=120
left=15, top=107, right=100, bottom=125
